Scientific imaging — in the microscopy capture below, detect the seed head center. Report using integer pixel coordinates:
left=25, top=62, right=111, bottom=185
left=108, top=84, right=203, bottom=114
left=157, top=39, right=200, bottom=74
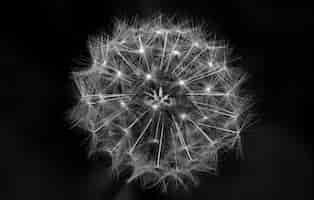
left=145, top=87, right=173, bottom=110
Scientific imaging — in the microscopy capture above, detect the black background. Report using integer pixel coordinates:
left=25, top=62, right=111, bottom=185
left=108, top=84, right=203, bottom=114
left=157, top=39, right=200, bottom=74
left=1, top=0, right=313, bottom=199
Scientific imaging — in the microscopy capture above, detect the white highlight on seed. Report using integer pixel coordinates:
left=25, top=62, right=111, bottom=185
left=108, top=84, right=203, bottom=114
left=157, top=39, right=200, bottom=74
left=145, top=73, right=152, bottom=80
left=120, top=100, right=127, bottom=108
left=202, top=116, right=208, bottom=121
left=152, top=104, right=159, bottom=110
left=193, top=41, right=200, bottom=47
left=178, top=79, right=186, bottom=86
left=102, top=60, right=107, bottom=66
left=138, top=46, right=145, bottom=54
left=171, top=50, right=181, bottom=56
left=204, top=84, right=212, bottom=93
left=155, top=29, right=166, bottom=34
left=116, top=70, right=122, bottom=78
left=122, top=128, right=129, bottom=135
left=179, top=113, right=188, bottom=120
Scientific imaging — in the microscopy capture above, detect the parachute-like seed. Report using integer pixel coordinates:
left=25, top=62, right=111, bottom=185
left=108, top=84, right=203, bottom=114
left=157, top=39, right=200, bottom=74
left=68, top=15, right=252, bottom=191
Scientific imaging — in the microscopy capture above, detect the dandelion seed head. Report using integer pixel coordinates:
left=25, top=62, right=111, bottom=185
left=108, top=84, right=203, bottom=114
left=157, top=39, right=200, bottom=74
left=68, top=14, right=253, bottom=192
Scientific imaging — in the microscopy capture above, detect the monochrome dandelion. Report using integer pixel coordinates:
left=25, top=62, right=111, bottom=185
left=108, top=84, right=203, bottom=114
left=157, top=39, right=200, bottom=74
left=67, top=15, right=252, bottom=192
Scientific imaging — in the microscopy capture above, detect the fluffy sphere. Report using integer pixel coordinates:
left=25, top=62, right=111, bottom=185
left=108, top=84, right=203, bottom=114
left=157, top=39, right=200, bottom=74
left=68, top=15, right=251, bottom=191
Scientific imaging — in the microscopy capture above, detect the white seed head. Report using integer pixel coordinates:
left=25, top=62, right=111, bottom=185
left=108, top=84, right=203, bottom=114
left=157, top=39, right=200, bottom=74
left=68, top=14, right=252, bottom=192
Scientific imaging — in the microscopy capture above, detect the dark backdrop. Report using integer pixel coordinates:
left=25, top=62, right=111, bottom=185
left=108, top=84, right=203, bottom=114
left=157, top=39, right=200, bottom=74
left=1, top=0, right=313, bottom=199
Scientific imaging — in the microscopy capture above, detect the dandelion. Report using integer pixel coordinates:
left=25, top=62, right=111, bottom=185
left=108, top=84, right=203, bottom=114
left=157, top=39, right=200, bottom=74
left=67, top=15, right=252, bottom=192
